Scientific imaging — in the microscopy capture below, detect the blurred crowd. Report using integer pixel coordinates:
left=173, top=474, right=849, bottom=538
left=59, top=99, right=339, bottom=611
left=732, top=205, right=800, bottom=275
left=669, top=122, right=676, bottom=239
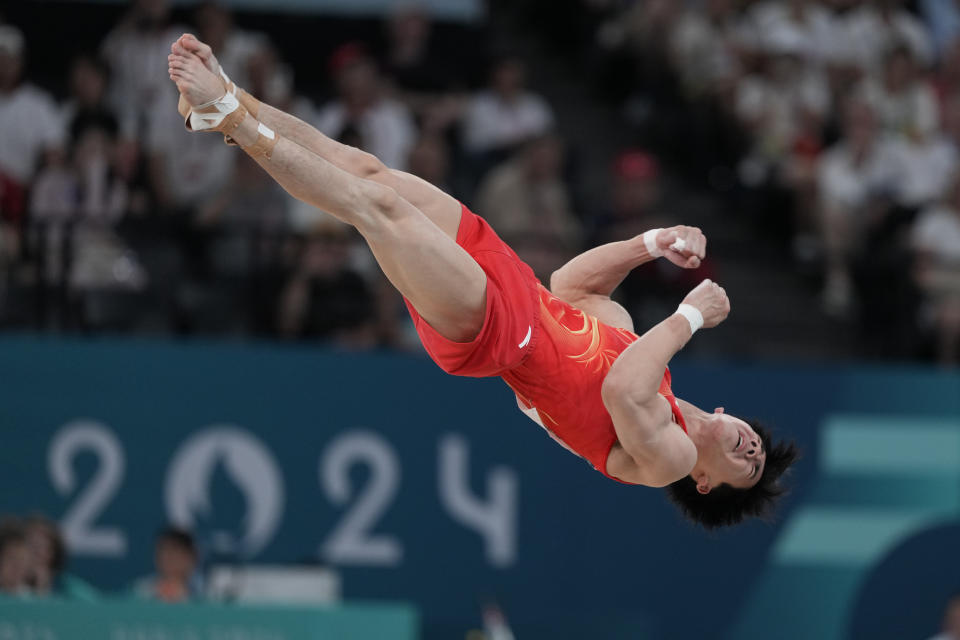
left=2, top=0, right=959, bottom=365
left=0, top=0, right=640, bottom=350
left=559, top=0, right=960, bottom=364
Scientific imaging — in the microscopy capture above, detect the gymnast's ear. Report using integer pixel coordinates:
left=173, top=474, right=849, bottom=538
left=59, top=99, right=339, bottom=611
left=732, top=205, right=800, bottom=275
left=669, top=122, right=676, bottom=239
left=694, top=472, right=712, bottom=495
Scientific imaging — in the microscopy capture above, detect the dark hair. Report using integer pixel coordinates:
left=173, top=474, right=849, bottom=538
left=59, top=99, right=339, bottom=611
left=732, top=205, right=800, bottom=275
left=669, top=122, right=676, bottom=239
left=665, top=420, right=799, bottom=530
left=24, top=515, right=66, bottom=573
left=0, top=518, right=26, bottom=556
left=157, top=527, right=196, bottom=556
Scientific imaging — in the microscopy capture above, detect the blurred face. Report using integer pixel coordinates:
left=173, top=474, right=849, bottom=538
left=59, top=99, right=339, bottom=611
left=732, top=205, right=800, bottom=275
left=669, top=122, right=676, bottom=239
left=70, top=59, right=107, bottom=106
left=0, top=541, right=30, bottom=592
left=391, top=10, right=429, bottom=47
left=0, top=50, right=22, bottom=90
left=155, top=541, right=195, bottom=582
left=523, top=137, right=563, bottom=181
left=885, top=52, right=913, bottom=91
left=492, top=60, right=524, bottom=97
left=694, top=409, right=766, bottom=492
left=337, top=60, right=379, bottom=104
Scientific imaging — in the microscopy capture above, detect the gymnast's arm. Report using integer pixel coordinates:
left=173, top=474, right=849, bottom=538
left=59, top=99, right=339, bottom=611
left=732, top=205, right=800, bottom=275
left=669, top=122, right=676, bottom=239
left=549, top=225, right=706, bottom=330
left=601, top=280, right=729, bottom=486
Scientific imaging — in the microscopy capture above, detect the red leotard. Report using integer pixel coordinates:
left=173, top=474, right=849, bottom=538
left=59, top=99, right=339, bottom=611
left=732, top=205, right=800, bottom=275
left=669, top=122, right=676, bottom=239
left=405, top=205, right=687, bottom=483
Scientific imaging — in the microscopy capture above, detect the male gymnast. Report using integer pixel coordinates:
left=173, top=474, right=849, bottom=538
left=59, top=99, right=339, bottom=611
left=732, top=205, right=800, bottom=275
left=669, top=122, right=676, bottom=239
left=168, top=35, right=796, bottom=529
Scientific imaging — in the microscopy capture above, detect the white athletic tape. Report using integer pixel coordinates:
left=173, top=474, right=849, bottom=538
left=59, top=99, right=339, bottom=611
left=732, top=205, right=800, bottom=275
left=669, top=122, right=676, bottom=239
left=670, top=237, right=687, bottom=253
left=257, top=122, right=275, bottom=139
left=676, top=303, right=704, bottom=334
left=189, top=91, right=240, bottom=131
left=643, top=228, right=664, bottom=258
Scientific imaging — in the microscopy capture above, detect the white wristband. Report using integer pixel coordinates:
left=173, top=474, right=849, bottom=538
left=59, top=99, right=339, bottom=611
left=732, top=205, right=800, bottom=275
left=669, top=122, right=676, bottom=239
left=675, top=303, right=704, bottom=334
left=643, top=228, right=664, bottom=258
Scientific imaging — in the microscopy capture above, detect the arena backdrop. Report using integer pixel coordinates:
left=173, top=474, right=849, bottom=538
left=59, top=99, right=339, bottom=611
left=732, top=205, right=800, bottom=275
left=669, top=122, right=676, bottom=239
left=0, top=336, right=958, bottom=640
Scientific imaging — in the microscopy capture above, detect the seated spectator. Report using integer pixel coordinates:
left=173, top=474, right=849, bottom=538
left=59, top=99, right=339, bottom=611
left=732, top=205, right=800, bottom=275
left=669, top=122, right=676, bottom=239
left=815, top=98, right=900, bottom=315
left=0, top=519, right=30, bottom=596
left=246, top=44, right=317, bottom=125
left=749, top=0, right=840, bottom=66
left=911, top=172, right=960, bottom=366
left=316, top=43, right=416, bottom=171
left=100, top=0, right=185, bottom=140
left=407, top=134, right=452, bottom=192
left=380, top=4, right=452, bottom=94
left=277, top=223, right=379, bottom=347
left=668, top=0, right=743, bottom=100
left=841, top=0, right=935, bottom=73
left=60, top=55, right=114, bottom=132
left=475, top=133, right=581, bottom=278
left=858, top=45, right=940, bottom=139
left=31, top=113, right=147, bottom=293
left=0, top=25, right=66, bottom=228
left=734, top=25, right=830, bottom=188
left=133, top=527, right=200, bottom=603
left=23, top=515, right=98, bottom=601
left=462, top=54, right=554, bottom=157
left=194, top=1, right=266, bottom=92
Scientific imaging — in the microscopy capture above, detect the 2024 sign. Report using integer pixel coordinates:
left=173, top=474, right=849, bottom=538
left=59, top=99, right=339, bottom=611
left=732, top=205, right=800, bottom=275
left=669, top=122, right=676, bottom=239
left=48, top=421, right=518, bottom=567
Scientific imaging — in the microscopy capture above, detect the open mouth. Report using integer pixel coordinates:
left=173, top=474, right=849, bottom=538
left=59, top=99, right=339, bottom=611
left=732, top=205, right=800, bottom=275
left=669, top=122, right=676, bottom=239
left=734, top=433, right=743, bottom=452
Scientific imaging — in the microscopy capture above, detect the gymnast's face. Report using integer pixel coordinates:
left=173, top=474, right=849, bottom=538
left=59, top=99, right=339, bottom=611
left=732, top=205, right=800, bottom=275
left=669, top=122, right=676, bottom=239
left=692, top=409, right=766, bottom=493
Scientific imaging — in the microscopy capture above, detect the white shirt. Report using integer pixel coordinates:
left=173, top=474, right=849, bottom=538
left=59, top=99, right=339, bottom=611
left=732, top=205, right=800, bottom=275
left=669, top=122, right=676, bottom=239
left=750, top=0, right=840, bottom=65
left=315, top=98, right=416, bottom=171
left=912, top=205, right=960, bottom=261
left=0, top=84, right=65, bottom=183
left=463, top=90, right=554, bottom=153
left=670, top=11, right=741, bottom=93
left=816, top=138, right=900, bottom=211
left=839, top=6, right=935, bottom=71
left=887, top=135, right=959, bottom=208
left=145, top=103, right=235, bottom=208
left=858, top=78, right=941, bottom=138
left=101, top=23, right=185, bottom=139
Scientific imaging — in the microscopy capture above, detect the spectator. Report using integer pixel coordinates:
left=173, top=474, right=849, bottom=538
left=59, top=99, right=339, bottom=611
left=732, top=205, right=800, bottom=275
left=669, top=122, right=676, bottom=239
left=31, top=113, right=147, bottom=293
left=669, top=0, right=743, bottom=99
left=592, top=149, right=670, bottom=244
left=194, top=2, right=266, bottom=92
left=60, top=55, right=114, bottom=131
left=23, top=515, right=98, bottom=601
left=815, top=98, right=899, bottom=315
left=144, top=89, right=235, bottom=212
left=133, top=527, right=200, bottom=603
left=927, top=594, right=960, bottom=640
left=475, top=133, right=581, bottom=277
left=381, top=4, right=451, bottom=94
left=911, top=172, right=960, bottom=366
left=316, top=43, right=416, bottom=171
left=0, top=25, right=66, bottom=226
left=840, top=0, right=935, bottom=72
left=749, top=0, right=840, bottom=66
left=0, top=520, right=30, bottom=596
left=858, top=45, right=940, bottom=139
left=462, top=55, right=554, bottom=156
left=246, top=44, right=317, bottom=124
left=407, top=134, right=452, bottom=192
left=276, top=223, right=379, bottom=347
left=100, top=0, right=185, bottom=140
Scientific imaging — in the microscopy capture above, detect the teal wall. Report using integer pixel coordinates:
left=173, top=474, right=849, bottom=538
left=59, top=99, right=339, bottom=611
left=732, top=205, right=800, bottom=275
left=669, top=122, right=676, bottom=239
left=0, top=336, right=958, bottom=639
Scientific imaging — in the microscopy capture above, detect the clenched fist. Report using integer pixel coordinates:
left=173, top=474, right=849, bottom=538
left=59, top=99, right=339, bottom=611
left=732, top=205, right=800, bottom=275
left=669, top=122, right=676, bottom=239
left=682, top=279, right=730, bottom=329
left=653, top=226, right=707, bottom=269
